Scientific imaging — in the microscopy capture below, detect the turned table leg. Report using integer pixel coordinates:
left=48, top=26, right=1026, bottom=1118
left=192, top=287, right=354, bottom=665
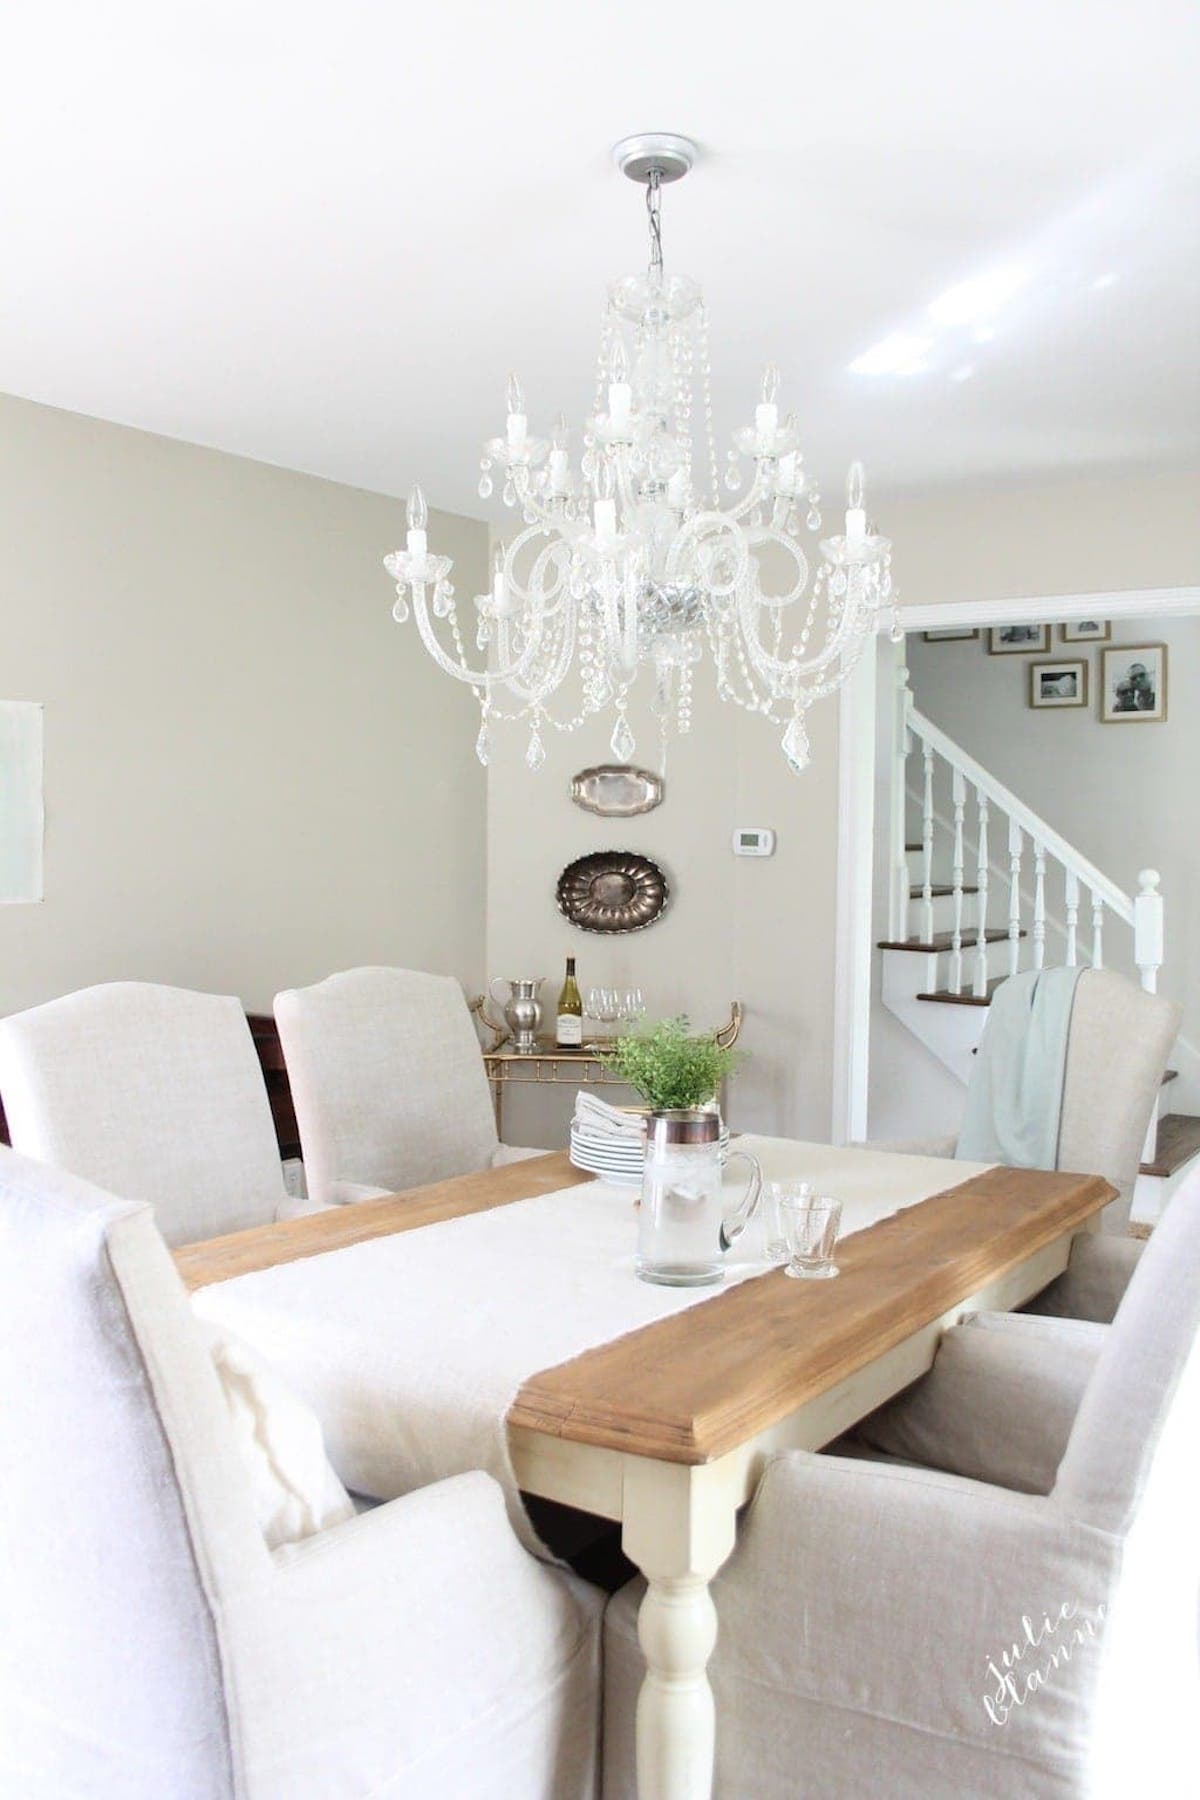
left=621, top=1457, right=741, bottom=1800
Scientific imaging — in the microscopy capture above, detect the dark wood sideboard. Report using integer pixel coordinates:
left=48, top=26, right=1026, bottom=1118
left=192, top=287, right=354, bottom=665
left=0, top=1013, right=301, bottom=1162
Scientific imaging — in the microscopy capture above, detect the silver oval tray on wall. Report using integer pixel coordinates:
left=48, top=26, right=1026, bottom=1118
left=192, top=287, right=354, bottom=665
left=569, top=764, right=664, bottom=818
left=556, top=850, right=670, bottom=934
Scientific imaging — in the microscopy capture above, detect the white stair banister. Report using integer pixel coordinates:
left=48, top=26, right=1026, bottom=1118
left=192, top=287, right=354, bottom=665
left=920, top=742, right=935, bottom=944
left=1007, top=818, right=1023, bottom=978
left=1091, top=891, right=1105, bottom=969
left=950, top=768, right=966, bottom=994
left=1134, top=869, right=1164, bottom=994
left=1064, top=869, right=1080, bottom=967
left=1032, top=842, right=1047, bottom=970
left=973, top=789, right=990, bottom=997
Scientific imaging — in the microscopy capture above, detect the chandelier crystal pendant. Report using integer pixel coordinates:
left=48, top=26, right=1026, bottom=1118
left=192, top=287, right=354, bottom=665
left=384, top=133, right=900, bottom=775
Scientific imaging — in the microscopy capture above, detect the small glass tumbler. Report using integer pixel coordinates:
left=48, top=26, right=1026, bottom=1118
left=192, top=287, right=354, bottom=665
left=763, top=1180, right=811, bottom=1266
left=781, top=1193, right=842, bottom=1280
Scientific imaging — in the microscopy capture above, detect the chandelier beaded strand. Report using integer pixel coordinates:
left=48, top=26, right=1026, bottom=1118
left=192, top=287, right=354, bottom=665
left=385, top=133, right=900, bottom=775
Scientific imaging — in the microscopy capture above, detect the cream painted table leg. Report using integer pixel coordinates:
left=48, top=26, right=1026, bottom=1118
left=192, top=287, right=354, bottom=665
left=621, top=1455, right=742, bottom=1800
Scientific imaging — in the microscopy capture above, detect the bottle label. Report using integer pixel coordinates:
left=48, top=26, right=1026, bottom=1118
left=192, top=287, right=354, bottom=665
left=556, top=1014, right=583, bottom=1047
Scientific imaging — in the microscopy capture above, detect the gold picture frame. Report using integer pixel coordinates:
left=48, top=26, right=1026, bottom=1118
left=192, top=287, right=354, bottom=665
left=988, top=624, right=1050, bottom=655
left=1029, top=659, right=1088, bottom=709
left=1060, top=619, right=1111, bottom=643
left=1100, top=644, right=1168, bottom=723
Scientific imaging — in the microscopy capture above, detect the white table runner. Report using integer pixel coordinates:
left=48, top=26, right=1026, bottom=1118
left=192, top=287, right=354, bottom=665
left=192, top=1137, right=991, bottom=1549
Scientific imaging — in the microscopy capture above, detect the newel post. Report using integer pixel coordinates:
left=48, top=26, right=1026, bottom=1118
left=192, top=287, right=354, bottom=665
left=1134, top=868, right=1164, bottom=994
left=889, top=664, right=913, bottom=941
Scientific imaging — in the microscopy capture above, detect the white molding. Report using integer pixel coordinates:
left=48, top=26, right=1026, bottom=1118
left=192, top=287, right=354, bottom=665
left=897, top=585, right=1200, bottom=631
left=831, top=651, right=877, bottom=1144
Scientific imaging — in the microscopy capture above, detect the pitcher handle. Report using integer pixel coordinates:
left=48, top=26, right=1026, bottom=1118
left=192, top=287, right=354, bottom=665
left=719, top=1149, right=763, bottom=1252
left=488, top=977, right=510, bottom=1008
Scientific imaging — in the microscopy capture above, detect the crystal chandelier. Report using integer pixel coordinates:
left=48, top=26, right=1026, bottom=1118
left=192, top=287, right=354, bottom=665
left=384, top=133, right=899, bottom=775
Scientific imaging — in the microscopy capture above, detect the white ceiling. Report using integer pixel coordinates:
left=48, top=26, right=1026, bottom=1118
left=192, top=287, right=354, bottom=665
left=1, top=0, right=1197, bottom=520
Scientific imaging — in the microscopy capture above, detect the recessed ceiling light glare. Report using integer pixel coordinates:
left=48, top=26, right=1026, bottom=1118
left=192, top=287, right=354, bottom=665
left=848, top=332, right=933, bottom=376
left=949, top=364, right=976, bottom=383
left=928, top=265, right=1028, bottom=327
left=1091, top=272, right=1119, bottom=291
left=972, top=326, right=996, bottom=345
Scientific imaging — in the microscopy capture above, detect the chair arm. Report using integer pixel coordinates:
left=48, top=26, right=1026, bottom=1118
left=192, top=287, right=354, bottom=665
left=326, top=1178, right=395, bottom=1205
left=722, top=1453, right=1109, bottom=1744
left=1023, top=1232, right=1143, bottom=1323
left=237, top=1471, right=600, bottom=1797
left=862, top=1132, right=959, bottom=1158
left=851, top=1312, right=1106, bottom=1493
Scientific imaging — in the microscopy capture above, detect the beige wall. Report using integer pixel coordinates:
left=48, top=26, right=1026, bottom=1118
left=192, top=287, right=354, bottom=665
left=487, top=466, right=1199, bottom=1151
left=0, top=392, right=489, bottom=1016
left=887, top=466, right=1198, bottom=607
left=485, top=678, right=839, bottom=1148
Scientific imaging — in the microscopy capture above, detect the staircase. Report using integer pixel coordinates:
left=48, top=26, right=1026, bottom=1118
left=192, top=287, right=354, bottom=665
left=879, top=668, right=1200, bottom=1224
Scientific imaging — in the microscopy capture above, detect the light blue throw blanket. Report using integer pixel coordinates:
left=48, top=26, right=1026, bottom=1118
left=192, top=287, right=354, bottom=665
left=956, top=966, right=1084, bottom=1168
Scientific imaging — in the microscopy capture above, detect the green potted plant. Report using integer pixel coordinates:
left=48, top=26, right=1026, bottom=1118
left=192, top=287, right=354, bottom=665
left=603, top=1014, right=741, bottom=1116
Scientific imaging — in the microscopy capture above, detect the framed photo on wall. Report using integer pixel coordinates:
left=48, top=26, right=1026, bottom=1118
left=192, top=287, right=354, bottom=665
left=1060, top=619, right=1111, bottom=643
left=988, top=624, right=1050, bottom=655
left=1029, top=659, right=1088, bottom=709
left=922, top=628, right=979, bottom=642
left=1101, top=644, right=1168, bottom=723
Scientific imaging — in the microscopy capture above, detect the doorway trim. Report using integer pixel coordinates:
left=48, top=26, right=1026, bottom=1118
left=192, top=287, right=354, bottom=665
left=830, top=584, right=1200, bottom=1144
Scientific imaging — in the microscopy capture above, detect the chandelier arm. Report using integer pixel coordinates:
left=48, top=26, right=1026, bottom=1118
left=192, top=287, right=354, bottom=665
left=501, top=531, right=572, bottom=616
left=497, top=603, right=577, bottom=706
left=411, top=580, right=548, bottom=689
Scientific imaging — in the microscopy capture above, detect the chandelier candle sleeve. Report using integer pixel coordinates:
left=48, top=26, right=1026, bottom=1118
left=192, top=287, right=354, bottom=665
left=383, top=132, right=898, bottom=775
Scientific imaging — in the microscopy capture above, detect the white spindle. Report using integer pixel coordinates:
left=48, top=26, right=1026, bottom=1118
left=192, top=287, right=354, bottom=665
left=1090, top=890, right=1104, bottom=969
left=973, top=790, right=990, bottom=997
left=949, top=768, right=966, bottom=994
left=921, top=743, right=935, bottom=944
left=1007, top=818, right=1023, bottom=978
left=1032, top=842, right=1047, bottom=970
left=1134, top=868, right=1163, bottom=993
left=1064, top=869, right=1079, bottom=967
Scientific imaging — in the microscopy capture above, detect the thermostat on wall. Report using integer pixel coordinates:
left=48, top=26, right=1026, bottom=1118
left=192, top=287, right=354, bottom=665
left=732, top=827, right=775, bottom=857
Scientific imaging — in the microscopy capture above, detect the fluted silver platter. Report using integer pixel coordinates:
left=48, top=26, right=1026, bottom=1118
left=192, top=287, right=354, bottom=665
left=555, top=850, right=669, bottom=934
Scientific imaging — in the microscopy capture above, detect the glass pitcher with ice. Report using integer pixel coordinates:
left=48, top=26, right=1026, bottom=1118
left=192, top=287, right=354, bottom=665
left=636, top=1111, right=763, bottom=1287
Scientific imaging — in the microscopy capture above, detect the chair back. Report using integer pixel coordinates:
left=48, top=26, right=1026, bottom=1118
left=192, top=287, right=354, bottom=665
left=274, top=967, right=498, bottom=1204
left=0, top=982, right=286, bottom=1244
left=1057, top=969, right=1180, bottom=1225
left=0, top=1146, right=263, bottom=1797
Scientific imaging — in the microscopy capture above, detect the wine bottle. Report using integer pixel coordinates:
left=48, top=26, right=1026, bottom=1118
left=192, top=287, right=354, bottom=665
left=556, top=956, right=583, bottom=1047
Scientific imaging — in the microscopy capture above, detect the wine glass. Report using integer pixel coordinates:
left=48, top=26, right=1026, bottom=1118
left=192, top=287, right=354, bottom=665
left=619, top=986, right=645, bottom=1025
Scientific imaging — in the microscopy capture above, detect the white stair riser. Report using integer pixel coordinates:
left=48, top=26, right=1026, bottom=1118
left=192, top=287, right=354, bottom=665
left=881, top=948, right=987, bottom=1085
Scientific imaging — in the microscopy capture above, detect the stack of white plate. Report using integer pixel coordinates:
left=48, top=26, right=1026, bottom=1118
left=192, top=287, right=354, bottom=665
left=569, top=1120, right=732, bottom=1188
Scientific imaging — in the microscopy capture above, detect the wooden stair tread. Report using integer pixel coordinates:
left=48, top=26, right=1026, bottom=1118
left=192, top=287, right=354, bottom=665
left=916, top=978, right=1007, bottom=1007
left=1139, top=1113, right=1200, bottom=1179
left=878, top=928, right=1019, bottom=953
left=909, top=883, right=981, bottom=899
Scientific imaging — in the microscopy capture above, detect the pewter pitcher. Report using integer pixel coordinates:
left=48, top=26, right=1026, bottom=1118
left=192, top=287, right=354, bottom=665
left=489, top=977, right=545, bottom=1055
left=636, top=1110, right=762, bottom=1287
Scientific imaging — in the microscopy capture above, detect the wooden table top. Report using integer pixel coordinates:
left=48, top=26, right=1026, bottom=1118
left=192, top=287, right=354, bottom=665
left=175, top=1151, right=1113, bottom=1467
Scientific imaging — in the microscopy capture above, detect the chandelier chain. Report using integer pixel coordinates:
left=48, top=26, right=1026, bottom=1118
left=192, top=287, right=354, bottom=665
left=646, top=170, right=663, bottom=278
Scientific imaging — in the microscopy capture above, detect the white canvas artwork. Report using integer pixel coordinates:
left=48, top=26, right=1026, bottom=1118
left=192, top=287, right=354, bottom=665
left=0, top=702, right=44, bottom=902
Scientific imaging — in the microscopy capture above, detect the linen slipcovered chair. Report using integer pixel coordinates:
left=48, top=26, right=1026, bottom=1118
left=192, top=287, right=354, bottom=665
left=0, top=1145, right=602, bottom=1799
left=0, top=980, right=296, bottom=1246
left=601, top=1181, right=1200, bottom=1800
left=881, top=970, right=1179, bottom=1322
left=274, top=966, right=540, bottom=1207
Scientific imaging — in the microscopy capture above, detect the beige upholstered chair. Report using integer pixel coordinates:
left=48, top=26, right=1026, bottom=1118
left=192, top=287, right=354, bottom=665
left=274, top=966, right=540, bottom=1207
left=880, top=969, right=1180, bottom=1244
left=0, top=980, right=295, bottom=1245
left=0, top=1145, right=601, bottom=1799
left=602, top=1186, right=1200, bottom=1799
